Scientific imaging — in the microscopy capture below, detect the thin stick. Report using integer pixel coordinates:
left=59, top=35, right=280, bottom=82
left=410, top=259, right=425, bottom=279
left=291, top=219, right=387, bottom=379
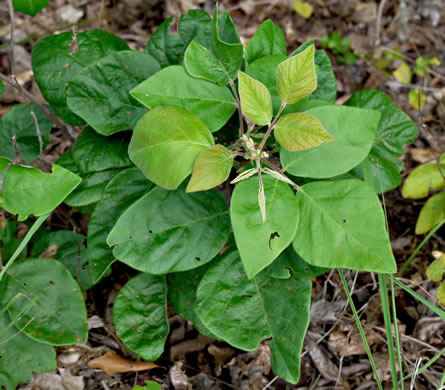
left=375, top=0, right=388, bottom=48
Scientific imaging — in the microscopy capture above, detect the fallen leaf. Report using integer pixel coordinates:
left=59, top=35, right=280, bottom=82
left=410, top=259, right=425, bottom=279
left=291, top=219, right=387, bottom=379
left=88, top=351, right=160, bottom=375
left=293, top=0, right=313, bottom=19
left=409, top=88, right=426, bottom=110
left=393, top=62, right=411, bottom=84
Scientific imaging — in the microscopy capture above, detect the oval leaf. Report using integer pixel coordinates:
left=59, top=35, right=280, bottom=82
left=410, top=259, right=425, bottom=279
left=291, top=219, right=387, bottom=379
left=130, top=65, right=235, bottom=132
left=0, top=314, right=56, bottom=390
left=293, top=180, right=396, bottom=273
left=277, top=45, right=317, bottom=104
left=281, top=105, right=380, bottom=178
left=187, top=145, right=233, bottom=192
left=88, top=168, right=154, bottom=283
left=345, top=89, right=418, bottom=193
left=0, top=104, right=52, bottom=163
left=72, top=127, right=132, bottom=174
left=0, top=259, right=88, bottom=345
left=107, top=185, right=230, bottom=274
left=113, top=273, right=168, bottom=361
left=415, top=192, right=445, bottom=235
left=230, top=175, right=299, bottom=279
left=129, top=105, right=214, bottom=190
left=0, top=158, right=81, bottom=221
left=402, top=155, right=445, bottom=199
left=32, top=30, right=129, bottom=124
left=12, top=0, right=49, bottom=16
left=238, top=71, right=273, bottom=125
left=65, top=50, right=161, bottom=135
left=244, top=20, right=286, bottom=65
left=275, top=112, right=333, bottom=151
left=195, top=248, right=311, bottom=383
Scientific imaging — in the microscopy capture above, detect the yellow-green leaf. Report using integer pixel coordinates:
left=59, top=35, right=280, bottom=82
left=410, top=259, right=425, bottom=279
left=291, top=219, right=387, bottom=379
left=426, top=252, right=445, bottom=282
left=415, top=192, right=445, bottom=235
left=293, top=0, right=313, bottom=19
left=277, top=45, right=317, bottom=104
left=238, top=71, right=273, bottom=125
left=402, top=154, right=445, bottom=199
left=408, top=88, right=426, bottom=110
left=438, top=281, right=445, bottom=306
left=275, top=112, right=333, bottom=151
left=128, top=106, right=214, bottom=190
left=393, top=62, right=411, bottom=84
left=187, top=145, right=233, bottom=192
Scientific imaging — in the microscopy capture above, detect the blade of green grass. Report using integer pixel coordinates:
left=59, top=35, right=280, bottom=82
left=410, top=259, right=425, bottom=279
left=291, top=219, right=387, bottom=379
left=390, top=277, right=404, bottom=389
left=398, top=221, right=445, bottom=277
left=338, top=268, right=383, bottom=390
left=403, top=348, right=444, bottom=380
left=0, top=212, right=49, bottom=282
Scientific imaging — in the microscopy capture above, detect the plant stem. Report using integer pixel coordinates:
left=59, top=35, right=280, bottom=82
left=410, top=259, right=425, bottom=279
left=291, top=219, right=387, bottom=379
left=258, top=102, right=286, bottom=152
left=390, top=276, right=404, bottom=389
left=378, top=273, right=399, bottom=390
left=397, top=221, right=445, bottom=276
left=0, top=213, right=49, bottom=282
left=229, top=81, right=244, bottom=137
left=338, top=269, right=383, bottom=390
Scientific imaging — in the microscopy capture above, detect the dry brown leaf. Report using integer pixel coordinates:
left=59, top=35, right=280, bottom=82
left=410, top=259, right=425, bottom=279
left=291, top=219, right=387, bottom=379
left=409, top=147, right=435, bottom=163
left=88, top=351, right=159, bottom=375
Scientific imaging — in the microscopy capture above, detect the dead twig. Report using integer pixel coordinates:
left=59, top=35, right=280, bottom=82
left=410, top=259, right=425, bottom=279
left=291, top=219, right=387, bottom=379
left=0, top=136, right=25, bottom=191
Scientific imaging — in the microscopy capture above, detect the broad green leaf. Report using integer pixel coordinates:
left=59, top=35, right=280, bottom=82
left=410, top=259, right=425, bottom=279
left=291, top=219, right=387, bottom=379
left=293, top=180, right=396, bottom=273
left=408, top=88, right=426, bottom=111
left=238, top=71, right=273, bottom=125
left=0, top=313, right=56, bottom=390
left=393, top=62, right=411, bottom=84
left=0, top=80, right=4, bottom=99
left=0, top=158, right=81, bottom=221
left=184, top=6, right=243, bottom=84
left=133, top=381, right=161, bottom=390
left=265, top=246, right=329, bottom=279
left=129, top=106, right=214, bottom=190
left=230, top=175, right=299, bottom=278
left=31, top=230, right=95, bottom=291
left=195, top=248, right=311, bottom=383
left=281, top=105, right=380, bottom=178
left=55, top=151, right=80, bottom=174
left=88, top=168, right=153, bottom=283
left=402, top=155, right=445, bottom=199
left=415, top=192, right=445, bottom=235
left=290, top=42, right=337, bottom=103
left=64, top=169, right=122, bottom=207
left=426, top=254, right=445, bottom=282
left=0, top=259, right=88, bottom=345
left=113, top=273, right=168, bottom=361
left=0, top=104, right=52, bottom=163
left=244, top=20, right=286, bottom=65
left=345, top=90, right=418, bottom=193
left=72, top=127, right=132, bottom=174
left=275, top=112, right=333, bottom=151
left=107, top=185, right=230, bottom=274
left=168, top=262, right=217, bottom=338
left=65, top=51, right=160, bottom=135
left=277, top=45, right=317, bottom=104
left=145, top=10, right=211, bottom=67
left=187, top=145, right=233, bottom=192
left=32, top=30, right=129, bottom=124
left=12, top=0, right=49, bottom=16
left=130, top=65, right=236, bottom=132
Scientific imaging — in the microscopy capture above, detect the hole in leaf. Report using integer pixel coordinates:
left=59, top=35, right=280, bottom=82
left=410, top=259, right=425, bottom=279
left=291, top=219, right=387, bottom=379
left=128, top=236, right=132, bottom=239
left=343, top=219, right=347, bottom=223
left=269, top=231, right=280, bottom=249
left=195, top=257, right=201, bottom=261
left=242, top=294, right=253, bottom=299
left=149, top=230, right=153, bottom=234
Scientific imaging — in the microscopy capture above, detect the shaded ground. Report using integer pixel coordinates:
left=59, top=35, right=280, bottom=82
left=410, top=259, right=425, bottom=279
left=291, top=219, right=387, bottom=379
left=0, top=0, right=444, bottom=389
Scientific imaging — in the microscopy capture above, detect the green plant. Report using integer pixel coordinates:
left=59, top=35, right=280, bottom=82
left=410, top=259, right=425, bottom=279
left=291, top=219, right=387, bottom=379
left=2, top=5, right=444, bottom=389
left=320, top=30, right=356, bottom=65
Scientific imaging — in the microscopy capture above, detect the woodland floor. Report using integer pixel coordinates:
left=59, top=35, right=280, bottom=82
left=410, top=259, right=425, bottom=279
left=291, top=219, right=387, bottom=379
left=0, top=0, right=444, bottom=389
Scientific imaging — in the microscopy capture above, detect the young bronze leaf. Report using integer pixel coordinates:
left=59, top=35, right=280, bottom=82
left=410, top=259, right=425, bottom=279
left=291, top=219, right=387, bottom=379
left=274, top=112, right=333, bottom=151
left=238, top=71, right=273, bottom=125
left=129, top=106, right=214, bottom=190
left=277, top=45, right=317, bottom=104
left=187, top=145, right=233, bottom=192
